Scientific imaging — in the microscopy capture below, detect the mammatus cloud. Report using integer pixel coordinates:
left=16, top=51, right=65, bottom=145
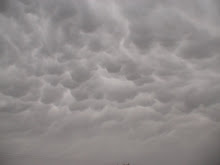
left=0, top=0, right=220, bottom=165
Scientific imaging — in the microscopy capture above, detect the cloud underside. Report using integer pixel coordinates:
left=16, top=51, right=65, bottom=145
left=0, top=0, right=220, bottom=165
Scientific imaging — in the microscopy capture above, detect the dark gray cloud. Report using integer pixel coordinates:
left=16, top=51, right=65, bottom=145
left=0, top=0, right=8, bottom=13
left=0, top=0, right=220, bottom=165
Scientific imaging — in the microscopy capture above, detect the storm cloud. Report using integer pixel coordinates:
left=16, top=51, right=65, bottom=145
left=0, top=0, right=220, bottom=165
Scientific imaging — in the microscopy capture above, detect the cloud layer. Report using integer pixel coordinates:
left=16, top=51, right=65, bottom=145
left=0, top=0, right=220, bottom=165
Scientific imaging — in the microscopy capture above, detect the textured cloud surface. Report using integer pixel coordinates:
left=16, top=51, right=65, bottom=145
left=0, top=0, right=220, bottom=165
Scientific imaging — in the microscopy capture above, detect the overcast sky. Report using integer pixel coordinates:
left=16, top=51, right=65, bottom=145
left=0, top=0, right=220, bottom=165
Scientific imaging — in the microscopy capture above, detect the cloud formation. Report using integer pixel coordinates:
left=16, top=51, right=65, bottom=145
left=0, top=0, right=220, bottom=165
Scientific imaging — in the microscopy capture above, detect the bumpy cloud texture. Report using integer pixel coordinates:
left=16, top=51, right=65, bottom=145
left=0, top=0, right=220, bottom=165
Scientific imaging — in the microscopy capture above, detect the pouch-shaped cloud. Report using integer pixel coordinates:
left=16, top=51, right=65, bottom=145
left=0, top=0, right=220, bottom=165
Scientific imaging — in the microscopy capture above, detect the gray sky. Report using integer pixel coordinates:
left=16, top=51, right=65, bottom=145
left=0, top=0, right=220, bottom=165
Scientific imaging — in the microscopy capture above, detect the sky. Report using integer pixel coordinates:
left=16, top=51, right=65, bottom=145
left=0, top=0, right=220, bottom=165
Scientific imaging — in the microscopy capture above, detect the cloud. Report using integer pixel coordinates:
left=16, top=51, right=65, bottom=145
left=0, top=0, right=220, bottom=165
left=0, top=0, right=8, bottom=13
